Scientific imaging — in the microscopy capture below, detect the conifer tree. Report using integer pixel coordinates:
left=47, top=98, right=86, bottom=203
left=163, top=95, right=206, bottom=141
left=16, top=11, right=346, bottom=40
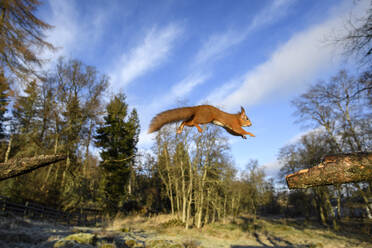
left=0, top=0, right=54, bottom=82
left=95, top=93, right=140, bottom=214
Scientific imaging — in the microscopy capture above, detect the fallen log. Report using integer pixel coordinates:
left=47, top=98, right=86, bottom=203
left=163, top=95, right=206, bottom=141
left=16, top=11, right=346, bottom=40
left=0, top=154, right=66, bottom=181
left=286, top=152, right=372, bottom=189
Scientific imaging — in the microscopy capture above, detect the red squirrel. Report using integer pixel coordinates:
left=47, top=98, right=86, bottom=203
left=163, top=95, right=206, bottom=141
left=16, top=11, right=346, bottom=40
left=148, top=105, right=255, bottom=139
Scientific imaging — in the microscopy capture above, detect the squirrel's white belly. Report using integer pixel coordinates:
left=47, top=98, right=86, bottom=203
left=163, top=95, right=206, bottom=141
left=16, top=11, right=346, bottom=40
left=212, top=120, right=224, bottom=127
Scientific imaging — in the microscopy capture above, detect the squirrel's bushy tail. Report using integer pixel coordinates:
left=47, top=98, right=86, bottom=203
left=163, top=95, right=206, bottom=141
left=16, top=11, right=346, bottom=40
left=148, top=107, right=195, bottom=133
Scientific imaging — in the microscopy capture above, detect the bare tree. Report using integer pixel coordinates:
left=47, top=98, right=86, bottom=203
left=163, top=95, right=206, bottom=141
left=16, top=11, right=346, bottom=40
left=292, top=70, right=370, bottom=153
left=334, top=2, right=371, bottom=66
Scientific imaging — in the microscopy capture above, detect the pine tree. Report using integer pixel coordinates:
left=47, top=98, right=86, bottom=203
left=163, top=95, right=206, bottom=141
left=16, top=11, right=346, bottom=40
left=95, top=93, right=140, bottom=214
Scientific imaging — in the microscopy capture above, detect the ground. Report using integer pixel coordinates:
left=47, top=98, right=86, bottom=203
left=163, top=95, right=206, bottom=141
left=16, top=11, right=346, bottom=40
left=0, top=213, right=371, bottom=248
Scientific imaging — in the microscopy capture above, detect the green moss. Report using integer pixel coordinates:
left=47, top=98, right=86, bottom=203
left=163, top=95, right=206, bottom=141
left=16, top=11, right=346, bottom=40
left=64, top=233, right=97, bottom=245
left=124, top=239, right=143, bottom=247
left=53, top=240, right=79, bottom=248
left=120, top=227, right=130, bottom=232
left=160, top=219, right=184, bottom=228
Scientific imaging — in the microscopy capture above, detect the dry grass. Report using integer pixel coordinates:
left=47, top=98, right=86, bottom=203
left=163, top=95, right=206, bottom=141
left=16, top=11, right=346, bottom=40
left=102, top=214, right=372, bottom=248
left=106, top=213, right=174, bottom=231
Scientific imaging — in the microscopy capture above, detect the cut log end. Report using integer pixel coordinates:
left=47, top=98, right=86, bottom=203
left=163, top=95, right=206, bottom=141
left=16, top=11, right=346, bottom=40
left=286, top=152, right=372, bottom=189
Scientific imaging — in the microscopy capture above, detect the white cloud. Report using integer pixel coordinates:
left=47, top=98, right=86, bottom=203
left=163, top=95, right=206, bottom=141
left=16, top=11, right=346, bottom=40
left=194, top=0, right=294, bottom=68
left=136, top=0, right=296, bottom=148
left=167, top=73, right=209, bottom=103
left=286, top=127, right=324, bottom=145
left=200, top=77, right=240, bottom=107
left=110, top=24, right=182, bottom=88
left=263, top=160, right=283, bottom=178
left=205, top=0, right=367, bottom=110
left=194, top=30, right=246, bottom=66
left=250, top=0, right=294, bottom=30
left=41, top=0, right=110, bottom=65
left=41, top=0, right=78, bottom=60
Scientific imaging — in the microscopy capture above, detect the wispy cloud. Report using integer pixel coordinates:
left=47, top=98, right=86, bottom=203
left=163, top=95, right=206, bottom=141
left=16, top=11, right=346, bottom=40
left=167, top=73, right=210, bottom=104
left=194, top=0, right=294, bottom=68
left=42, top=0, right=110, bottom=62
left=110, top=24, right=182, bottom=88
left=250, top=0, right=294, bottom=30
left=41, top=0, right=79, bottom=60
left=263, top=160, right=283, bottom=178
left=194, top=30, right=246, bottom=67
left=137, top=0, right=295, bottom=148
left=200, top=77, right=240, bottom=107
left=205, top=0, right=367, bottom=110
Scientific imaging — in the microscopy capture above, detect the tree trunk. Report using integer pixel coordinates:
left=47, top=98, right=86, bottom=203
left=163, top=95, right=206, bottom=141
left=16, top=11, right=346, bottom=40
left=181, top=160, right=187, bottom=223
left=336, top=185, right=342, bottom=219
left=354, top=183, right=372, bottom=218
left=4, top=134, right=12, bottom=163
left=319, top=204, right=327, bottom=227
left=315, top=188, right=328, bottom=226
left=223, top=194, right=227, bottom=224
left=165, top=155, right=174, bottom=217
left=41, top=163, right=55, bottom=191
left=286, top=153, right=372, bottom=189
left=175, top=179, right=180, bottom=217
left=196, top=164, right=208, bottom=229
left=203, top=189, right=210, bottom=225
left=0, top=154, right=66, bottom=181
left=84, top=120, right=93, bottom=177
left=324, top=189, right=338, bottom=230
left=185, top=159, right=193, bottom=230
left=128, top=170, right=132, bottom=195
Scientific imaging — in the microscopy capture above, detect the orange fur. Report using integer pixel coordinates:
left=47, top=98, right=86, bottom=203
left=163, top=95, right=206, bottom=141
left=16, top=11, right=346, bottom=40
left=148, top=105, right=255, bottom=139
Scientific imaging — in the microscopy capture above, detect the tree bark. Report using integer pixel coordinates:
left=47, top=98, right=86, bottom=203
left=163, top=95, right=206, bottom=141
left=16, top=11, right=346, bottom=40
left=185, top=159, right=194, bottom=230
left=286, top=153, right=372, bottom=189
left=4, top=134, right=12, bottom=163
left=196, top=163, right=208, bottom=229
left=0, top=154, right=66, bottom=181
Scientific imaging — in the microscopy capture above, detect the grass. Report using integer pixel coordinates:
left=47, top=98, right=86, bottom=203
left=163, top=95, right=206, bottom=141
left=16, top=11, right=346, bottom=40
left=103, top=214, right=372, bottom=248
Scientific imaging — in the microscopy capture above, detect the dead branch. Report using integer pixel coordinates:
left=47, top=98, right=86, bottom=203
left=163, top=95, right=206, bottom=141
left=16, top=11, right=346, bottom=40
left=0, top=154, right=66, bottom=181
left=286, top=152, right=372, bottom=189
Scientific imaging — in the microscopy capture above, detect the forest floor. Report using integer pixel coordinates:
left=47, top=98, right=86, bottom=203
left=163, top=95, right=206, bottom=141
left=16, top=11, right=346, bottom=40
left=0, top=212, right=371, bottom=248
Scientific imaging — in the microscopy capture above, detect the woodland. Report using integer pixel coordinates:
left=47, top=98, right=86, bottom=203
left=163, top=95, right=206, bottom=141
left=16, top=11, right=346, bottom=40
left=0, top=0, right=371, bottom=234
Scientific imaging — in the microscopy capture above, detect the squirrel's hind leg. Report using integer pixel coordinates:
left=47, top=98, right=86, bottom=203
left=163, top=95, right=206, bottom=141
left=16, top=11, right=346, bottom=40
left=177, top=121, right=186, bottom=134
left=177, top=120, right=203, bottom=133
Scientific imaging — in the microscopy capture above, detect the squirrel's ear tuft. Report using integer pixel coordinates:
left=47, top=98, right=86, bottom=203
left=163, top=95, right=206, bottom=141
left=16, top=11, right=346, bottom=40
left=240, top=106, right=246, bottom=114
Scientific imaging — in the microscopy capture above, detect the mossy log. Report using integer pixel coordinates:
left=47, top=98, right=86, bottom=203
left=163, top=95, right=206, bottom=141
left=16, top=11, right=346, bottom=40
left=286, top=152, right=372, bottom=189
left=0, top=155, right=66, bottom=181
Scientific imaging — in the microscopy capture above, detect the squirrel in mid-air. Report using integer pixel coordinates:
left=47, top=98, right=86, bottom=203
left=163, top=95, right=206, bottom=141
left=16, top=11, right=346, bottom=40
left=148, top=105, right=255, bottom=139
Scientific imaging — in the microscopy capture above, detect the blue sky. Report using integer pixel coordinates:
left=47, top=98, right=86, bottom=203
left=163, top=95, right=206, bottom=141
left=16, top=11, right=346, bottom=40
left=38, top=0, right=369, bottom=178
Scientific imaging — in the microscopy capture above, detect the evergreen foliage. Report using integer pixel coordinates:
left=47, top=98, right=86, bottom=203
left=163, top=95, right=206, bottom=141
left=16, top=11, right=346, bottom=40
left=0, top=0, right=54, bottom=82
left=95, top=93, right=140, bottom=214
